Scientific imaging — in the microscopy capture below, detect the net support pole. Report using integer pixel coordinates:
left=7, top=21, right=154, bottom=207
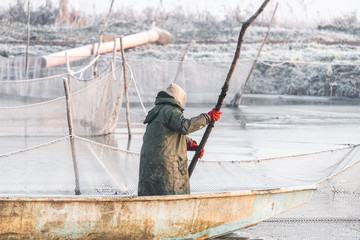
left=230, top=2, right=278, bottom=107
left=111, top=36, right=118, bottom=81
left=94, top=0, right=115, bottom=76
left=112, top=35, right=117, bottom=75
left=65, top=51, right=70, bottom=73
left=173, top=30, right=196, bottom=83
left=93, top=35, right=102, bottom=76
left=112, top=35, right=117, bottom=68
left=188, top=0, right=271, bottom=178
left=63, top=77, right=81, bottom=195
left=65, top=52, right=72, bottom=90
left=91, top=37, right=95, bottom=78
left=25, top=0, right=31, bottom=77
left=120, top=36, right=132, bottom=148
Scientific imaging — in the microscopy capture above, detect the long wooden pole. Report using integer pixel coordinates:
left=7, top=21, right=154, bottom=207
left=120, top=36, right=132, bottom=145
left=173, top=31, right=196, bottom=83
left=230, top=2, right=278, bottom=107
left=188, top=0, right=271, bottom=177
left=25, top=0, right=31, bottom=77
left=63, top=77, right=81, bottom=195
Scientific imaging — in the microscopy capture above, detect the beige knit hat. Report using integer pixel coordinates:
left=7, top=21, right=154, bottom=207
left=165, top=83, right=187, bottom=108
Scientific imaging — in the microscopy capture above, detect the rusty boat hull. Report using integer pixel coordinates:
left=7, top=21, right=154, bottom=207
left=0, top=186, right=315, bottom=240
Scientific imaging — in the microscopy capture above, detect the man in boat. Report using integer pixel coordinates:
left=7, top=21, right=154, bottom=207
left=138, top=83, right=222, bottom=196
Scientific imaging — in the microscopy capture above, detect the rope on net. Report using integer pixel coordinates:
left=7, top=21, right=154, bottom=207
left=257, top=58, right=360, bottom=67
left=70, top=55, right=101, bottom=80
left=0, top=55, right=102, bottom=83
left=126, top=62, right=147, bottom=115
left=0, top=133, right=359, bottom=200
left=0, top=61, right=121, bottom=110
left=68, top=56, right=111, bottom=81
left=201, top=144, right=359, bottom=163
left=265, top=218, right=360, bottom=222
left=0, top=136, right=68, bottom=158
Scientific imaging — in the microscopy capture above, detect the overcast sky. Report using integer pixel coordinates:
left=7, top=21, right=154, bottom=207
left=1, top=0, right=359, bottom=27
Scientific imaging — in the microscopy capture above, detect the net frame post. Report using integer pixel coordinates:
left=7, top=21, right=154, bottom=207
left=63, top=77, right=81, bottom=195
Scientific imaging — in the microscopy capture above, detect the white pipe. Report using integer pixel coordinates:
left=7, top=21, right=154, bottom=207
left=39, top=28, right=171, bottom=68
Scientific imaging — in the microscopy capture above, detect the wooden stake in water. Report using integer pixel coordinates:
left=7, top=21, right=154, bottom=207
left=230, top=2, right=279, bottom=107
left=173, top=31, right=196, bottom=83
left=120, top=36, right=132, bottom=148
left=188, top=0, right=271, bottom=178
left=63, top=77, right=81, bottom=195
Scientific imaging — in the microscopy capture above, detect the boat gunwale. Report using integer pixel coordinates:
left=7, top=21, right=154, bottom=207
left=0, top=185, right=317, bottom=202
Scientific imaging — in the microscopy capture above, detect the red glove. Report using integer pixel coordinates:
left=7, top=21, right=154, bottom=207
left=208, top=108, right=222, bottom=121
left=187, top=141, right=204, bottom=159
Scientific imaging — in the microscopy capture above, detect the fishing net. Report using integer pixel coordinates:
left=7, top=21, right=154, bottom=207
left=0, top=56, right=253, bottom=136
left=0, top=56, right=123, bottom=136
left=0, top=136, right=139, bottom=196
left=114, top=58, right=360, bottom=111
left=0, top=55, right=109, bottom=81
left=0, top=56, right=359, bottom=239
left=239, top=160, right=360, bottom=240
left=1, top=135, right=358, bottom=239
left=0, top=135, right=358, bottom=198
left=245, top=146, right=360, bottom=239
left=248, top=60, right=360, bottom=98
left=124, top=58, right=254, bottom=104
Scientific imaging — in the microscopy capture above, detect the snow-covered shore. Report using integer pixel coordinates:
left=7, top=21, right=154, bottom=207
left=0, top=4, right=359, bottom=98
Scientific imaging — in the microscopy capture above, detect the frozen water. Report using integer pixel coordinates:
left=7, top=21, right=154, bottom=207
left=114, top=96, right=360, bottom=161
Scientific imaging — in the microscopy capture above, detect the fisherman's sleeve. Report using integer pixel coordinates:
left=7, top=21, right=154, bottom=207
left=165, top=108, right=211, bottom=135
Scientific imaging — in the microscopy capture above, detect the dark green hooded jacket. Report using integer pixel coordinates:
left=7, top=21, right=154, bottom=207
left=138, top=89, right=210, bottom=196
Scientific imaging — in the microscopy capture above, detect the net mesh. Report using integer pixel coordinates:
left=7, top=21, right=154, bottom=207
left=124, top=58, right=253, bottom=104
left=112, top=58, right=360, bottom=110
left=0, top=136, right=358, bottom=198
left=0, top=136, right=139, bottom=196
left=0, top=55, right=108, bottom=81
left=0, top=56, right=123, bottom=136
left=239, top=160, right=360, bottom=239
left=1, top=136, right=358, bottom=239
left=0, top=56, right=359, bottom=238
